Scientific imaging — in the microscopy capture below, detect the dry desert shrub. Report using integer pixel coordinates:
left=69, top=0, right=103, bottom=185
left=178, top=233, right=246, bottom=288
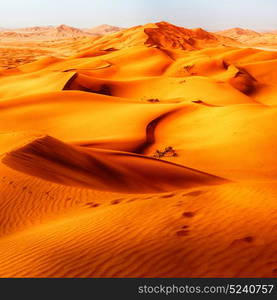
left=153, top=146, right=178, bottom=159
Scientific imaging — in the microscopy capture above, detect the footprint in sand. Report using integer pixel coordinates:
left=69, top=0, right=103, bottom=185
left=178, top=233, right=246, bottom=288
left=111, top=199, right=122, bottom=205
left=86, top=202, right=100, bottom=208
left=127, top=197, right=139, bottom=203
left=182, top=225, right=189, bottom=229
left=176, top=230, right=190, bottom=237
left=182, top=211, right=196, bottom=218
left=231, top=236, right=254, bottom=246
left=183, top=190, right=205, bottom=197
left=160, top=193, right=175, bottom=198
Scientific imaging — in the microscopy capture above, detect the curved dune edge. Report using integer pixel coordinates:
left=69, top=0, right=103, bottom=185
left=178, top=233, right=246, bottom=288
left=2, top=135, right=228, bottom=194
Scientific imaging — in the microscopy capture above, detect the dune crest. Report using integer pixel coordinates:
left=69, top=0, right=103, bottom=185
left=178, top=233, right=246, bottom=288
left=2, top=135, right=227, bottom=193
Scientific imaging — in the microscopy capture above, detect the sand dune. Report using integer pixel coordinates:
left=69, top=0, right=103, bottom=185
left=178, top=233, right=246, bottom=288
left=216, top=28, right=262, bottom=41
left=0, top=24, right=123, bottom=38
left=216, top=27, right=277, bottom=49
left=0, top=21, right=277, bottom=278
left=0, top=24, right=113, bottom=40
left=0, top=24, right=123, bottom=69
left=3, top=135, right=226, bottom=193
left=85, top=24, right=123, bottom=35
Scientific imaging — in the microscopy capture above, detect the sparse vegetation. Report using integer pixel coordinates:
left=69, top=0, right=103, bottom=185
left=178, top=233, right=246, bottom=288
left=184, top=64, right=194, bottom=73
left=153, top=146, right=178, bottom=159
left=147, top=98, right=160, bottom=103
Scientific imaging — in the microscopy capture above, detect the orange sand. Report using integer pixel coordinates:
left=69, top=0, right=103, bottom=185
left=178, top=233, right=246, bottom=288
left=0, top=22, right=277, bottom=278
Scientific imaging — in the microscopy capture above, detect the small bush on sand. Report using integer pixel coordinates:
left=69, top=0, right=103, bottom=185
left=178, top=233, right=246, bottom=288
left=153, top=146, right=178, bottom=159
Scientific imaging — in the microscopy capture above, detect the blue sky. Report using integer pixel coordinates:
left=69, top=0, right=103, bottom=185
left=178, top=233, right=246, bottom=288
left=1, top=0, right=276, bottom=31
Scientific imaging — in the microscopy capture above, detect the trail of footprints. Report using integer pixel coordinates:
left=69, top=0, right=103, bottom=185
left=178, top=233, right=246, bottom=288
left=1, top=175, right=273, bottom=275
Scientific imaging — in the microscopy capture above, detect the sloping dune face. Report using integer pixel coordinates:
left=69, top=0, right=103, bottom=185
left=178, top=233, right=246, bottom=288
left=3, top=135, right=225, bottom=193
left=0, top=22, right=277, bottom=278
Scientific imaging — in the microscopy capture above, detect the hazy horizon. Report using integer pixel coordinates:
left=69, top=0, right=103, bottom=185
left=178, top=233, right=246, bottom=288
left=0, top=0, right=277, bottom=31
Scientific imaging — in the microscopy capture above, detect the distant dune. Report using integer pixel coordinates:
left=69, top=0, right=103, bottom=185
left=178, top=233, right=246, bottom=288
left=72, top=21, right=240, bottom=53
left=216, top=27, right=277, bottom=48
left=85, top=24, right=124, bottom=35
left=0, top=21, right=277, bottom=278
left=216, top=28, right=261, bottom=39
left=265, top=30, right=277, bottom=34
left=0, top=24, right=93, bottom=39
left=0, top=24, right=123, bottom=40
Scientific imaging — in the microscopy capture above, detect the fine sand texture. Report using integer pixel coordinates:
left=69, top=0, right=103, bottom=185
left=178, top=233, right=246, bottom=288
left=0, top=22, right=277, bottom=278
